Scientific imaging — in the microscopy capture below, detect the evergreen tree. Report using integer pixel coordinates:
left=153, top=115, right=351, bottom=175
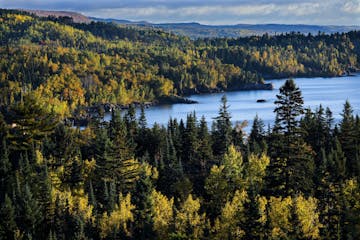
left=212, top=95, right=232, bottom=156
left=5, top=93, right=58, bottom=150
left=53, top=196, right=64, bottom=239
left=243, top=187, right=262, bottom=239
left=136, top=105, right=149, bottom=158
left=17, top=183, right=42, bottom=237
left=194, top=116, right=213, bottom=194
left=339, top=101, right=359, bottom=177
left=249, top=114, right=266, bottom=153
left=132, top=170, right=156, bottom=239
left=269, top=79, right=314, bottom=196
left=125, top=104, right=138, bottom=153
left=138, top=105, right=147, bottom=130
left=0, top=137, right=11, bottom=200
left=182, top=112, right=199, bottom=174
left=69, top=155, right=83, bottom=188
left=36, top=160, right=53, bottom=239
left=0, top=194, right=18, bottom=240
left=157, top=131, right=183, bottom=198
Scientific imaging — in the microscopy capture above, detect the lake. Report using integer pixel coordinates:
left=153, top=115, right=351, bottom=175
left=105, top=75, right=360, bottom=132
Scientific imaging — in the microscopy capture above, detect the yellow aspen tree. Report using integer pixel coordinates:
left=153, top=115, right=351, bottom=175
left=175, top=194, right=207, bottom=240
left=212, top=190, right=248, bottom=239
left=99, top=193, right=135, bottom=239
left=294, top=195, right=322, bottom=239
left=268, top=196, right=293, bottom=239
left=150, top=189, right=174, bottom=239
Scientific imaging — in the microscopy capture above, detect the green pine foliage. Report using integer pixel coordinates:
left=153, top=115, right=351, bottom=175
left=0, top=78, right=358, bottom=239
left=0, top=9, right=360, bottom=239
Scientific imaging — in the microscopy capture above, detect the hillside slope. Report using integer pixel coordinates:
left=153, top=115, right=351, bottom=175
left=23, top=9, right=91, bottom=23
left=0, top=9, right=359, bottom=119
left=92, top=17, right=360, bottom=38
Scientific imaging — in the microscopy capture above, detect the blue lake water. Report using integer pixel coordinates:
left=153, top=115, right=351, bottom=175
left=106, top=75, right=360, bottom=132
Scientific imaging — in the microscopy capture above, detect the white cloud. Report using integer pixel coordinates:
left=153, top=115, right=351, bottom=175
left=1, top=0, right=360, bottom=25
left=342, top=0, right=360, bottom=13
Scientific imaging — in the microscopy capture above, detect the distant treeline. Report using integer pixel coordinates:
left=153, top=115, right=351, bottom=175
left=0, top=9, right=359, bottom=116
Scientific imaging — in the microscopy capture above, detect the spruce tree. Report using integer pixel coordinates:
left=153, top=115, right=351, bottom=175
left=0, top=138, right=11, bottom=200
left=0, top=194, right=18, bottom=240
left=339, top=101, right=359, bottom=177
left=268, top=79, right=314, bottom=196
left=212, top=95, right=232, bottom=156
left=132, top=171, right=156, bottom=239
left=18, top=183, right=42, bottom=237
left=195, top=116, right=213, bottom=193
left=182, top=112, right=199, bottom=174
left=136, top=105, right=149, bottom=158
left=249, top=114, right=266, bottom=154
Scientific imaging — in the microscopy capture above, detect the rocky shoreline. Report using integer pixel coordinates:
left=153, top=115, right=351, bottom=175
left=68, top=83, right=274, bottom=127
left=67, top=95, right=198, bottom=127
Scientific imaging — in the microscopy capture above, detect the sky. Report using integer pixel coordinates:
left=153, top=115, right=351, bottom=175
left=1, top=0, right=360, bottom=25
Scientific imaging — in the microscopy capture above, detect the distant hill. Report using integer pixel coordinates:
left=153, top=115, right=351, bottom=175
left=90, top=17, right=360, bottom=38
left=16, top=10, right=360, bottom=38
left=22, top=9, right=91, bottom=23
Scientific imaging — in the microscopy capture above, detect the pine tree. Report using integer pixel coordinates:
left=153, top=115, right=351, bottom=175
left=182, top=112, right=199, bottom=174
left=125, top=104, right=138, bottom=135
left=95, top=114, right=140, bottom=194
left=136, top=105, right=149, bottom=158
left=69, top=155, right=83, bottom=189
left=195, top=116, right=213, bottom=194
left=157, top=131, right=183, bottom=197
left=0, top=137, right=11, bottom=200
left=18, top=183, right=42, bottom=237
left=5, top=93, right=58, bottom=150
left=0, top=194, right=18, bottom=240
left=249, top=114, right=266, bottom=154
left=243, top=187, right=262, bottom=239
left=53, top=195, right=64, bottom=239
left=138, top=105, right=147, bottom=129
left=36, top=160, right=53, bottom=239
left=265, top=114, right=287, bottom=196
left=212, top=95, right=232, bottom=156
left=339, top=101, right=359, bottom=177
left=132, top=170, right=156, bottom=239
left=125, top=104, right=138, bottom=153
left=269, top=79, right=314, bottom=196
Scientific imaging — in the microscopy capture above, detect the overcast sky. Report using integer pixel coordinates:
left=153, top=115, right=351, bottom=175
left=1, top=0, right=360, bottom=25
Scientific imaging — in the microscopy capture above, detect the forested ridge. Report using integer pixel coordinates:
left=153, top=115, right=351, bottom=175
left=1, top=9, right=360, bottom=118
left=1, top=8, right=360, bottom=240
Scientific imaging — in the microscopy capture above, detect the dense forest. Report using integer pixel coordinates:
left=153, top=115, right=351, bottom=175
left=1, top=9, right=360, bottom=119
left=1, top=77, right=360, bottom=239
left=1, top=8, right=360, bottom=240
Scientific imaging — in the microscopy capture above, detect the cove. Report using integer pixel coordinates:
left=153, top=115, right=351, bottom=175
left=105, top=75, right=360, bottom=132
